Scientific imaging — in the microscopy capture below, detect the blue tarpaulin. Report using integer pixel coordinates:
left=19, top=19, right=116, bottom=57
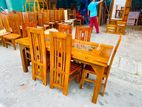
left=0, top=0, right=26, bottom=12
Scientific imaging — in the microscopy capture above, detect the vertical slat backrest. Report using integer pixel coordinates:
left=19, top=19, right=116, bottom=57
left=28, top=12, right=37, bottom=25
left=54, top=10, right=59, bottom=22
left=58, top=9, right=64, bottom=21
left=16, top=12, right=23, bottom=26
left=27, top=27, right=47, bottom=84
left=75, top=26, right=91, bottom=41
left=22, top=22, right=37, bottom=37
left=0, top=14, right=4, bottom=28
left=8, top=12, right=21, bottom=34
left=22, top=12, right=30, bottom=23
left=43, top=10, right=49, bottom=24
left=58, top=24, right=72, bottom=35
left=49, top=10, right=55, bottom=22
left=37, top=12, right=43, bottom=26
left=50, top=32, right=72, bottom=89
left=0, top=13, right=11, bottom=32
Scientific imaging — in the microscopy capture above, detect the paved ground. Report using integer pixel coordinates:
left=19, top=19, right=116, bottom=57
left=0, top=26, right=142, bottom=107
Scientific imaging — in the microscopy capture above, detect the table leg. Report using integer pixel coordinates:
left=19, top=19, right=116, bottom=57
left=19, top=44, right=29, bottom=72
left=91, top=65, right=105, bottom=103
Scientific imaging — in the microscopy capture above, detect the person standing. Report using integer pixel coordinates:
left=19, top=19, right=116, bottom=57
left=88, top=0, right=103, bottom=33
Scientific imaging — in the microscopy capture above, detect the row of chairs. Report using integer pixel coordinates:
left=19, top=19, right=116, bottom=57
left=0, top=9, right=65, bottom=49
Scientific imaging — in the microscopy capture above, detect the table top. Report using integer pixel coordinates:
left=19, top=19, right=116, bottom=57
left=16, top=36, right=113, bottom=67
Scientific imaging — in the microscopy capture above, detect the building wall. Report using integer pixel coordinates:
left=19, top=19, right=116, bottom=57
left=0, top=0, right=7, bottom=12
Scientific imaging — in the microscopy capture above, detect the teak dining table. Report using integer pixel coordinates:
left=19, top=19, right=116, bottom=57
left=16, top=31, right=114, bottom=104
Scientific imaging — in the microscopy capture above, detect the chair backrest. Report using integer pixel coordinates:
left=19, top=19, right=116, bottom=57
left=54, top=10, right=59, bottom=22
left=49, top=10, right=55, bottom=22
left=58, top=9, right=64, bottom=21
left=43, top=10, right=49, bottom=24
left=27, top=27, right=47, bottom=85
left=8, top=12, right=21, bottom=34
left=75, top=26, right=91, bottom=41
left=50, top=32, right=72, bottom=89
left=58, top=24, right=72, bottom=35
left=108, top=35, right=122, bottom=73
left=22, top=12, right=30, bottom=23
left=0, top=14, right=11, bottom=32
left=0, top=14, right=4, bottom=29
left=28, top=12, right=37, bottom=25
left=16, top=12, right=23, bottom=26
left=22, top=22, right=37, bottom=37
left=37, top=12, right=43, bottom=26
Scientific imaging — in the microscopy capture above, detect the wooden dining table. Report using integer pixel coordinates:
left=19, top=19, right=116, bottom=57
left=16, top=29, right=114, bottom=104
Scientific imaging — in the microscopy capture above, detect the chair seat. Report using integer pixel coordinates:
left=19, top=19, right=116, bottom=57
left=4, top=33, right=20, bottom=40
left=70, top=62, right=81, bottom=74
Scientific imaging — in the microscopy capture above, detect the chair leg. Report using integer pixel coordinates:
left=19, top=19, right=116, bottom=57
left=3, top=38, right=8, bottom=48
left=80, top=70, right=86, bottom=89
left=63, top=75, right=69, bottom=96
left=12, top=40, right=16, bottom=50
left=43, top=77, right=47, bottom=86
left=102, top=77, right=108, bottom=96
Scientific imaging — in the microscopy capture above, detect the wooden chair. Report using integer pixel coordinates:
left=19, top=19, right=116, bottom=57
left=106, top=24, right=117, bottom=34
left=3, top=12, right=21, bottom=50
left=50, top=32, right=81, bottom=95
left=0, top=14, right=3, bottom=28
left=37, top=12, right=44, bottom=26
left=49, top=10, right=55, bottom=28
left=58, top=9, right=64, bottom=22
left=27, top=27, right=49, bottom=86
left=0, top=14, right=11, bottom=32
left=43, top=10, right=50, bottom=29
left=22, top=22, right=37, bottom=38
left=54, top=10, right=59, bottom=23
left=116, top=21, right=126, bottom=35
left=22, top=12, right=30, bottom=23
left=75, top=26, right=91, bottom=41
left=28, top=12, right=37, bottom=25
left=80, top=35, right=122, bottom=96
left=22, top=22, right=37, bottom=66
left=58, top=23, right=72, bottom=34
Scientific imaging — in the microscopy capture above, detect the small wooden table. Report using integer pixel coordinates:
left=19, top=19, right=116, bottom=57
left=16, top=35, right=114, bottom=104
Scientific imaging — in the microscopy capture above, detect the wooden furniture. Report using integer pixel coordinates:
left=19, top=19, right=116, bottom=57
left=0, top=14, right=3, bottom=28
left=80, top=35, right=122, bottom=96
left=16, top=36, right=115, bottom=103
left=0, top=14, right=11, bottom=32
left=37, top=12, right=44, bottom=26
left=58, top=9, right=64, bottom=22
left=22, top=22, right=37, bottom=66
left=43, top=10, right=50, bottom=29
left=116, top=21, right=126, bottom=34
left=106, top=24, right=117, bottom=34
left=49, top=10, right=55, bottom=28
left=28, top=12, right=37, bottom=25
left=22, top=12, right=29, bottom=24
left=50, top=32, right=81, bottom=95
left=22, top=22, right=37, bottom=38
left=3, top=13, right=21, bottom=50
left=58, top=24, right=72, bottom=34
left=75, top=26, right=91, bottom=41
left=106, top=0, right=132, bottom=34
left=27, top=27, right=48, bottom=86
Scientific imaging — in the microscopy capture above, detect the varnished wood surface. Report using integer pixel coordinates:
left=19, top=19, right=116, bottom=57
left=16, top=37, right=113, bottom=67
left=16, top=32, right=115, bottom=104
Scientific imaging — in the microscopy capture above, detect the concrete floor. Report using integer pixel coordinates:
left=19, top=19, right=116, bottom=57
left=0, top=26, right=142, bottom=107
